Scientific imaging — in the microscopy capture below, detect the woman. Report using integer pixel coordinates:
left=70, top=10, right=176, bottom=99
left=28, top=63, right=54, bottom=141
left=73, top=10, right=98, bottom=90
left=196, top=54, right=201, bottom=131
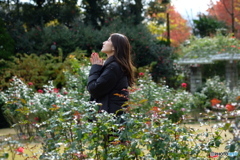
left=87, top=33, right=135, bottom=115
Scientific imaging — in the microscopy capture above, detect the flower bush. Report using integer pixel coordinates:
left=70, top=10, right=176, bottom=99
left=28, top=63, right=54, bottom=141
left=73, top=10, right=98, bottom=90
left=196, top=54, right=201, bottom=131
left=180, top=33, right=240, bottom=59
left=191, top=76, right=240, bottom=159
left=0, top=59, right=240, bottom=159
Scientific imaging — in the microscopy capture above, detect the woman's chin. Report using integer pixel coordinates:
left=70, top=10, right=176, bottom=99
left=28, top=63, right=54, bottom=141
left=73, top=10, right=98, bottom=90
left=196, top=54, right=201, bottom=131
left=101, top=50, right=106, bottom=53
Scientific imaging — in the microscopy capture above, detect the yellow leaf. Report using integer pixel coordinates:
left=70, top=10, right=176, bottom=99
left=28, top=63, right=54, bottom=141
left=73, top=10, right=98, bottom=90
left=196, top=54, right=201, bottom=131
left=139, top=99, right=148, bottom=103
left=49, top=107, right=60, bottom=111
left=15, top=107, right=30, bottom=114
left=20, top=99, right=27, bottom=104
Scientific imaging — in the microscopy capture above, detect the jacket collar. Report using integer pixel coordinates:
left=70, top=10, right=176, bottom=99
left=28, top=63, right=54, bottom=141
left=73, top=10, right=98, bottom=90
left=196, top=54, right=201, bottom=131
left=104, top=55, right=116, bottom=66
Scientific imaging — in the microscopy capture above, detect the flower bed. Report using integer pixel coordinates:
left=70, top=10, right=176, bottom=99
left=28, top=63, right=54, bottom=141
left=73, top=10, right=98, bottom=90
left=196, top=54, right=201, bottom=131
left=0, top=59, right=239, bottom=159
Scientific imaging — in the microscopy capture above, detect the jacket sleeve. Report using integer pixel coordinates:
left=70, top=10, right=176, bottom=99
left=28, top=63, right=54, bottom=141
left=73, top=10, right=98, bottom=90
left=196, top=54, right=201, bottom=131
left=87, top=63, right=121, bottom=99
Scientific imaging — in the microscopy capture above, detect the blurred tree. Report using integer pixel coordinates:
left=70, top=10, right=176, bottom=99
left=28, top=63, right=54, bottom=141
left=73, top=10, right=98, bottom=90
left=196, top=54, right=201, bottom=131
left=117, top=0, right=144, bottom=25
left=130, top=0, right=144, bottom=24
left=149, top=42, right=177, bottom=87
left=58, top=0, right=80, bottom=27
left=0, top=18, right=15, bottom=60
left=81, top=0, right=109, bottom=29
left=81, top=0, right=144, bottom=29
left=193, top=14, right=228, bottom=37
left=164, top=5, right=191, bottom=47
left=207, top=0, right=240, bottom=38
left=1, top=0, right=80, bottom=30
left=147, top=2, right=191, bottom=47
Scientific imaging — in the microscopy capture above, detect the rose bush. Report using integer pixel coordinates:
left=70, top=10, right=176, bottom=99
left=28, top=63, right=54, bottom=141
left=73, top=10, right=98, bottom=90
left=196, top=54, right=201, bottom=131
left=0, top=57, right=240, bottom=159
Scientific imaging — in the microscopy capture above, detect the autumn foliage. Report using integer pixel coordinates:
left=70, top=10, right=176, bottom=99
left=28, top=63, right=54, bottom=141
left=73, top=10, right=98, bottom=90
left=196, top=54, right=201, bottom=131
left=147, top=5, right=191, bottom=47
left=164, top=6, right=191, bottom=47
left=207, top=0, right=240, bottom=38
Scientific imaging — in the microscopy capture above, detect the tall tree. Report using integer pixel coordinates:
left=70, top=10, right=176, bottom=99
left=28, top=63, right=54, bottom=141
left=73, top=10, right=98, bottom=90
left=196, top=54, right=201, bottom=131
left=165, top=6, right=191, bottom=47
left=0, top=18, right=15, bottom=60
left=81, top=0, right=109, bottom=29
left=2, top=0, right=80, bottom=29
left=147, top=3, right=191, bottom=47
left=208, top=0, right=240, bottom=38
left=193, top=14, right=228, bottom=37
left=121, top=0, right=144, bottom=25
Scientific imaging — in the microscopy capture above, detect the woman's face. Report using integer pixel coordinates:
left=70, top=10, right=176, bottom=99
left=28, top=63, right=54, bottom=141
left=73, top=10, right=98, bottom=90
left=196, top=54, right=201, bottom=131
left=101, top=37, right=114, bottom=56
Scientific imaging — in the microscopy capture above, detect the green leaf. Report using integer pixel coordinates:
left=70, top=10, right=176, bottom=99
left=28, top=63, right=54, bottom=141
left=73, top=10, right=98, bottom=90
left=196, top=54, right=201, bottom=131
left=20, top=98, right=27, bottom=104
left=229, top=144, right=235, bottom=152
left=15, top=107, right=30, bottom=114
left=220, top=123, right=231, bottom=131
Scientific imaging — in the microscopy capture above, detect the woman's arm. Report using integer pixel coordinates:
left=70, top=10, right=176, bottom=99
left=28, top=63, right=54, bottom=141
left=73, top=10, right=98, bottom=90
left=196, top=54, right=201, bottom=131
left=87, top=63, right=121, bottom=99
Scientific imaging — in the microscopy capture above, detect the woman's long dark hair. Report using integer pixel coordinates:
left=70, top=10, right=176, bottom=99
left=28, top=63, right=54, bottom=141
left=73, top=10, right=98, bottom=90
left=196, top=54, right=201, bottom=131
left=110, top=33, right=135, bottom=87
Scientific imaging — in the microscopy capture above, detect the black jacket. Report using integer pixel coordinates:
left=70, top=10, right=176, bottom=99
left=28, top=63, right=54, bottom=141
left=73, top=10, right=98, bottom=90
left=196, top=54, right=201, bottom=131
left=87, top=56, right=129, bottom=115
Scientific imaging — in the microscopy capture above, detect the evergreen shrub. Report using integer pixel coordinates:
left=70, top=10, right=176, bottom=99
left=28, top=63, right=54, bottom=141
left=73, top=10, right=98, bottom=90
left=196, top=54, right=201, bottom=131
left=0, top=49, right=88, bottom=90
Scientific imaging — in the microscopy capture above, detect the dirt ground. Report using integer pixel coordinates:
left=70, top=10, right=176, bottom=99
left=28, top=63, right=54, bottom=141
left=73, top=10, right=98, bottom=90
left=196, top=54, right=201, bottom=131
left=183, top=122, right=233, bottom=152
left=0, top=128, right=17, bottom=136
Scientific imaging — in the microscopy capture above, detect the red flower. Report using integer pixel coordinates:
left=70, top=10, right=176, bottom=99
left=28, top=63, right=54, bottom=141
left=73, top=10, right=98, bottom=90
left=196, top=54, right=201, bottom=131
left=28, top=82, right=34, bottom=86
left=63, top=91, right=68, bottom=95
left=16, top=147, right=24, bottom=154
left=139, top=72, right=144, bottom=76
left=210, top=98, right=221, bottom=106
left=37, top=89, right=43, bottom=93
left=53, top=88, right=59, bottom=93
left=181, top=83, right=187, bottom=88
left=34, top=117, right=39, bottom=121
left=226, top=104, right=235, bottom=111
left=209, top=155, right=218, bottom=158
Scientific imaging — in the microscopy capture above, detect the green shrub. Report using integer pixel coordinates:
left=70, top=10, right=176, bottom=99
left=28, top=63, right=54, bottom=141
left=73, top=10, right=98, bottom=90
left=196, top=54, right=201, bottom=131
left=148, top=42, right=178, bottom=87
left=0, top=48, right=88, bottom=90
left=200, top=76, right=229, bottom=104
left=192, top=75, right=240, bottom=113
left=21, top=25, right=81, bottom=57
left=9, top=18, right=172, bottom=69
